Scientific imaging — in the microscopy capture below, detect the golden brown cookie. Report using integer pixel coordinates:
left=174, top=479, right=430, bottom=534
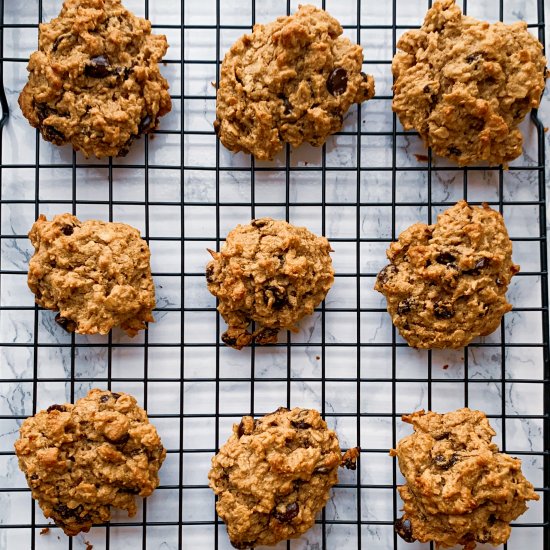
left=375, top=201, right=518, bottom=349
left=19, top=0, right=171, bottom=158
left=206, top=218, right=334, bottom=349
left=391, top=408, right=539, bottom=549
left=215, top=4, right=375, bottom=160
left=28, top=213, right=156, bottom=336
left=392, top=0, right=547, bottom=166
left=14, top=389, right=166, bottom=536
left=209, top=407, right=358, bottom=548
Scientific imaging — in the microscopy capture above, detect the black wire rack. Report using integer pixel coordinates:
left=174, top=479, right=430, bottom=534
left=0, top=0, right=548, bottom=549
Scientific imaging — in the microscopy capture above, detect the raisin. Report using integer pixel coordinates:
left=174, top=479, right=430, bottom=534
left=434, top=453, right=458, bottom=470
left=251, top=219, right=268, bottom=229
left=466, top=53, right=481, bottom=64
left=111, top=392, right=121, bottom=400
left=397, top=299, right=412, bottom=314
left=237, top=421, right=245, bottom=438
left=61, top=225, right=74, bottom=236
left=395, top=517, right=415, bottom=543
left=118, top=135, right=135, bottom=157
left=265, top=286, right=287, bottom=310
left=85, top=55, right=111, bottom=78
left=423, top=84, right=431, bottom=93
left=108, top=433, right=130, bottom=445
left=43, top=125, right=65, bottom=144
left=448, top=146, right=462, bottom=156
left=99, top=395, right=110, bottom=403
left=377, top=265, right=397, bottom=286
left=52, top=33, right=70, bottom=52
left=55, top=504, right=84, bottom=520
left=254, top=327, right=279, bottom=345
left=471, top=118, right=485, bottom=131
left=279, top=95, right=292, bottom=115
left=206, top=264, right=215, bottom=283
left=434, top=302, right=454, bottom=319
left=434, top=432, right=450, bottom=441
left=213, top=119, right=221, bottom=135
left=273, top=501, right=299, bottom=523
left=231, top=541, right=254, bottom=550
left=327, top=67, right=348, bottom=96
left=475, top=257, right=489, bottom=270
left=55, top=313, right=76, bottom=333
left=138, top=114, right=153, bottom=133
left=342, top=457, right=358, bottom=470
left=291, top=420, right=311, bottom=430
left=30, top=474, right=39, bottom=480
left=436, top=252, right=456, bottom=265
left=47, top=404, right=66, bottom=413
left=488, top=514, right=496, bottom=525
left=222, top=333, right=238, bottom=347
left=36, top=103, right=54, bottom=123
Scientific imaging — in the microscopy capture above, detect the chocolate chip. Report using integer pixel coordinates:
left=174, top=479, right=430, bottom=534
left=42, top=125, right=65, bottom=144
left=475, top=257, right=489, bottom=270
left=273, top=501, right=299, bottom=523
left=291, top=420, right=311, bottom=430
left=206, top=264, right=215, bottom=283
left=99, top=395, right=110, bottom=403
left=434, top=453, right=459, bottom=470
left=61, top=225, right=74, bottom=236
left=376, top=265, right=397, bottom=286
left=436, top=252, right=456, bottom=265
left=327, top=67, right=348, bottom=96
left=138, top=114, right=153, bottom=134
left=397, top=299, right=412, bottom=314
left=395, top=517, right=415, bottom=543
left=85, top=55, right=111, bottom=78
left=448, top=146, right=462, bottom=156
left=222, top=333, right=238, bottom=347
left=237, top=421, right=245, bottom=438
left=433, top=432, right=450, bottom=441
left=434, top=302, right=454, bottom=319
left=55, top=313, right=76, bottom=333
left=47, top=404, right=66, bottom=413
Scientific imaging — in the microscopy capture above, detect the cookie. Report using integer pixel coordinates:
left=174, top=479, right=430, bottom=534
left=375, top=201, right=518, bottom=349
left=209, top=407, right=359, bottom=548
left=215, top=4, right=375, bottom=160
left=391, top=408, right=539, bottom=548
left=206, top=218, right=334, bottom=349
left=28, top=213, right=156, bottom=336
left=392, top=0, right=547, bottom=166
left=19, top=0, right=171, bottom=158
left=14, top=389, right=166, bottom=536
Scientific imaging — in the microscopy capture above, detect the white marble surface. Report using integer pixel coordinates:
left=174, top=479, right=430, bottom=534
left=0, top=0, right=548, bottom=549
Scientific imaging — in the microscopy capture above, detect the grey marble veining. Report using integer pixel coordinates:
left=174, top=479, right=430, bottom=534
left=0, top=0, right=549, bottom=549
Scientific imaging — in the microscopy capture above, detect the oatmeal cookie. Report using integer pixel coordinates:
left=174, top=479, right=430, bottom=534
left=391, top=408, right=539, bottom=548
left=19, top=0, right=171, bottom=158
left=28, top=213, right=156, bottom=336
left=206, top=218, right=334, bottom=349
left=375, top=201, right=518, bottom=349
left=392, top=0, right=547, bottom=166
left=14, top=389, right=166, bottom=536
left=215, top=4, right=375, bottom=160
left=209, top=407, right=359, bottom=548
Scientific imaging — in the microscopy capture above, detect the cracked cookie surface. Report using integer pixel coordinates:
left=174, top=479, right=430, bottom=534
left=206, top=218, right=334, bottom=349
left=15, top=389, right=166, bottom=536
left=19, top=0, right=171, bottom=158
left=28, top=213, right=156, bottom=336
left=375, top=201, right=518, bottom=349
left=392, top=0, right=546, bottom=166
left=215, top=4, right=375, bottom=160
left=209, top=407, right=357, bottom=548
left=391, top=408, right=539, bottom=549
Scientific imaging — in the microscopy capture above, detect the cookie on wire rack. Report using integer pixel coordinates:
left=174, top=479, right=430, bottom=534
left=392, top=0, right=547, bottom=166
left=215, top=4, right=375, bottom=160
left=14, top=389, right=166, bottom=536
left=19, top=0, right=172, bottom=158
left=206, top=217, right=334, bottom=349
left=391, top=408, right=539, bottom=548
left=209, top=407, right=359, bottom=548
left=375, top=200, right=518, bottom=349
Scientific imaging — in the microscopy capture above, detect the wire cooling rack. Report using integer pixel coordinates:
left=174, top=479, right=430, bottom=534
left=0, top=0, right=548, bottom=549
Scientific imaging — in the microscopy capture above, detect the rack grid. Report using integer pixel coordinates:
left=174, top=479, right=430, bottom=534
left=0, top=0, right=548, bottom=549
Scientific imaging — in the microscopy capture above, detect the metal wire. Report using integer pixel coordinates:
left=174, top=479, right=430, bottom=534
left=0, top=0, right=548, bottom=549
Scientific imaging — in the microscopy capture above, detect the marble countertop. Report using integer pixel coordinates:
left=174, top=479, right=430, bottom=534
left=0, top=0, right=548, bottom=549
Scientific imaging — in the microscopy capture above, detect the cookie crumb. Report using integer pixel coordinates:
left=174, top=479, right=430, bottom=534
left=441, top=364, right=449, bottom=370
left=39, top=527, right=50, bottom=535
left=415, top=154, right=429, bottom=162
left=341, top=447, right=360, bottom=470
